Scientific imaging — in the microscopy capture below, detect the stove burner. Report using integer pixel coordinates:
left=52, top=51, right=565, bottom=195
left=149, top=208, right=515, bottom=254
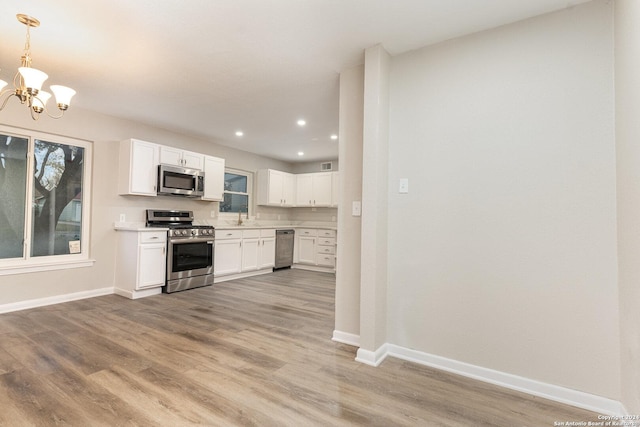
left=145, top=209, right=214, bottom=239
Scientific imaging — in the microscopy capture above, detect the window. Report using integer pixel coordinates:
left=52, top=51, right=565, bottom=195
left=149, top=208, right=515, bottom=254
left=0, top=125, right=93, bottom=274
left=219, top=168, right=252, bottom=215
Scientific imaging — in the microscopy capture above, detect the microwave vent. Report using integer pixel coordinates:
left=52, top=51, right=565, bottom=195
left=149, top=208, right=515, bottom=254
left=320, top=162, right=333, bottom=171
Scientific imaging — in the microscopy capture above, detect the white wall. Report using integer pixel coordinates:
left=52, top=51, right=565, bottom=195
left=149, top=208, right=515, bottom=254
left=615, top=0, right=640, bottom=415
left=386, top=0, right=619, bottom=399
left=334, top=65, right=364, bottom=342
left=0, top=102, right=294, bottom=306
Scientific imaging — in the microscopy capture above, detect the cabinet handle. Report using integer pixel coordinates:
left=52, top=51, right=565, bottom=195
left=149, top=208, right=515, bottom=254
left=149, top=236, right=159, bottom=239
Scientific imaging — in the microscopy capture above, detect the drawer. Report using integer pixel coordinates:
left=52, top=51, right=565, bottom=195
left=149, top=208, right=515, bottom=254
left=261, top=229, right=276, bottom=238
left=297, top=229, right=317, bottom=237
left=242, top=229, right=260, bottom=239
left=139, top=231, right=166, bottom=244
left=318, top=229, right=336, bottom=238
left=316, top=254, right=336, bottom=268
left=217, top=229, right=243, bottom=240
left=317, top=237, right=336, bottom=246
left=317, top=245, right=335, bottom=255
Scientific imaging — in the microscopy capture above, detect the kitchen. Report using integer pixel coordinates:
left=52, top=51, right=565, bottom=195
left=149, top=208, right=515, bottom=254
left=113, top=138, right=339, bottom=298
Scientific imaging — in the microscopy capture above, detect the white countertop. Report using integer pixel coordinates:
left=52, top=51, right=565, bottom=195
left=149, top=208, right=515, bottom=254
left=214, top=224, right=336, bottom=231
left=114, top=222, right=336, bottom=231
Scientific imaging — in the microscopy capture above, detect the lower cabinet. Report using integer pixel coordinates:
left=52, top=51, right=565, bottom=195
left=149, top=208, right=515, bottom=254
left=294, top=228, right=336, bottom=272
left=115, top=229, right=167, bottom=299
left=214, top=231, right=242, bottom=276
left=215, top=228, right=276, bottom=282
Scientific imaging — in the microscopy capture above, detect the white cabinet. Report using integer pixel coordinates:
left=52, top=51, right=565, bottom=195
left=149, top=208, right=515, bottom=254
left=118, top=139, right=159, bottom=196
left=214, top=230, right=242, bottom=275
left=215, top=228, right=276, bottom=281
left=159, top=145, right=204, bottom=170
left=202, top=155, right=225, bottom=201
left=240, top=229, right=276, bottom=272
left=115, top=229, right=167, bottom=299
left=294, top=228, right=336, bottom=272
left=241, top=229, right=260, bottom=272
left=258, top=230, right=276, bottom=270
left=331, top=172, right=339, bottom=207
left=296, top=229, right=317, bottom=265
left=295, top=172, right=333, bottom=207
left=256, top=169, right=295, bottom=207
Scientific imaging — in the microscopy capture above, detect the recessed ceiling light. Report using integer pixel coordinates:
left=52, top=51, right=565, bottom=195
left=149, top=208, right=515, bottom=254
left=235, top=130, right=243, bottom=137
left=297, top=119, right=306, bottom=127
left=330, top=134, right=338, bottom=140
left=297, top=151, right=304, bottom=156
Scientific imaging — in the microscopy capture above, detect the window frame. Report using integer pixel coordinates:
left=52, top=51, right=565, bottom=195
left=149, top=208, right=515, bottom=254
left=218, top=167, right=253, bottom=218
left=0, top=124, right=94, bottom=276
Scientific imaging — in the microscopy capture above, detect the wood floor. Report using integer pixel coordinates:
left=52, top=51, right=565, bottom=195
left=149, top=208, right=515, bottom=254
left=0, top=269, right=600, bottom=426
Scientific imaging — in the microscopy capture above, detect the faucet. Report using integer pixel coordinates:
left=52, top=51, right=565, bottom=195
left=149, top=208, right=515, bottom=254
left=237, top=205, right=248, bottom=226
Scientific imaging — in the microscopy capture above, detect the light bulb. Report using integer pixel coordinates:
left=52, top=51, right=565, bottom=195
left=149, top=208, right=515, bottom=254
left=18, top=67, right=48, bottom=93
left=50, top=85, right=76, bottom=110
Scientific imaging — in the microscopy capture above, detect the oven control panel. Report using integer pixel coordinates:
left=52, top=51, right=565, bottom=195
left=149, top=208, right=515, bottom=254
left=168, top=228, right=215, bottom=238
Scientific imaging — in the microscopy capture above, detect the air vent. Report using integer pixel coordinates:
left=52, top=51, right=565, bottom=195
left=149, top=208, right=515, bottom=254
left=320, top=162, right=333, bottom=171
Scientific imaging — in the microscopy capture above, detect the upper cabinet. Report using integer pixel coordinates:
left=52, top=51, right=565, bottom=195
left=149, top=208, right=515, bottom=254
left=118, top=139, right=224, bottom=202
left=159, top=146, right=204, bottom=170
left=331, top=171, right=339, bottom=208
left=118, top=139, right=159, bottom=197
left=296, top=172, right=333, bottom=207
left=201, top=155, right=225, bottom=201
left=257, top=169, right=338, bottom=208
left=256, top=169, right=296, bottom=207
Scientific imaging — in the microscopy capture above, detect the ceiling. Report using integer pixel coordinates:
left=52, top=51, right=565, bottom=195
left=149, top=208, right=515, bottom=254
left=0, top=0, right=589, bottom=163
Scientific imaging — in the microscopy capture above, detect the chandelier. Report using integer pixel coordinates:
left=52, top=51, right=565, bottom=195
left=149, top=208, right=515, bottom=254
left=0, top=14, right=76, bottom=120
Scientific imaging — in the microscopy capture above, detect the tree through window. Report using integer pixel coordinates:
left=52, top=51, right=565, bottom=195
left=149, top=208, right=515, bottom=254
left=0, top=127, right=90, bottom=264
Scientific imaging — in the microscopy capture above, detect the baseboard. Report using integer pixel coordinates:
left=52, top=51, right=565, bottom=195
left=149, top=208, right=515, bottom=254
left=332, top=330, right=360, bottom=347
left=381, top=343, right=625, bottom=416
left=0, top=287, right=114, bottom=314
left=114, top=287, right=162, bottom=300
left=355, top=343, right=389, bottom=367
left=291, top=264, right=336, bottom=274
left=213, top=268, right=273, bottom=283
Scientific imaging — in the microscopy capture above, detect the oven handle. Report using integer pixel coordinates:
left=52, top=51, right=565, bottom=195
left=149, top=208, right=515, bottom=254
left=169, top=237, right=215, bottom=245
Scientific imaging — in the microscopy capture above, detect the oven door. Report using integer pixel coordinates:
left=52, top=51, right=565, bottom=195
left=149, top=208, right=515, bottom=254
left=167, top=236, right=214, bottom=281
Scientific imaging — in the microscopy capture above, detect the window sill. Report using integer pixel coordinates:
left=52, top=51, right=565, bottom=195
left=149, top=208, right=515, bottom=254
left=0, top=259, right=96, bottom=276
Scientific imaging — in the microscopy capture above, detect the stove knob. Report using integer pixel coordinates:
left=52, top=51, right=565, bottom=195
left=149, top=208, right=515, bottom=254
left=180, top=230, right=187, bottom=236
left=191, top=230, right=197, bottom=236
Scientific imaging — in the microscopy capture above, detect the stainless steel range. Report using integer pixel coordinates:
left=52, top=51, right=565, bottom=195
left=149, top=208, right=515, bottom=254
left=146, top=209, right=214, bottom=293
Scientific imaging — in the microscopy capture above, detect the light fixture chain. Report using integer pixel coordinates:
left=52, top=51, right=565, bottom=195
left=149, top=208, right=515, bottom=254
left=22, top=21, right=32, bottom=66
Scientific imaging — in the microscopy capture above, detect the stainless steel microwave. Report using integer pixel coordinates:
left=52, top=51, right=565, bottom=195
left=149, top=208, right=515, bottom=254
left=157, top=164, right=205, bottom=197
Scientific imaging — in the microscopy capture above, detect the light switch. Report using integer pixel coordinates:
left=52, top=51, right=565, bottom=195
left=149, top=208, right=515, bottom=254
left=399, top=178, right=409, bottom=194
left=352, top=201, right=362, bottom=217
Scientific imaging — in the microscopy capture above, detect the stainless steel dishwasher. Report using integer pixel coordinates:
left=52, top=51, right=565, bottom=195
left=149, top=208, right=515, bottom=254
left=275, top=229, right=295, bottom=269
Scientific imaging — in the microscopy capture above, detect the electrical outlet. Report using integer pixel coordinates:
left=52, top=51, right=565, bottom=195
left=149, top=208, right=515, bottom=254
left=399, top=178, right=409, bottom=194
left=119, top=213, right=126, bottom=222
left=210, top=210, right=216, bottom=218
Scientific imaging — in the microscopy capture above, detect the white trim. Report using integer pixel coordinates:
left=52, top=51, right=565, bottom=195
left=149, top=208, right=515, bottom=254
left=291, top=264, right=336, bottom=274
left=332, top=330, right=360, bottom=347
left=0, top=259, right=95, bottom=276
left=213, top=268, right=272, bottom=283
left=355, top=343, right=389, bottom=367
left=0, top=286, right=114, bottom=314
left=114, top=286, right=162, bottom=300
left=363, top=343, right=626, bottom=416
